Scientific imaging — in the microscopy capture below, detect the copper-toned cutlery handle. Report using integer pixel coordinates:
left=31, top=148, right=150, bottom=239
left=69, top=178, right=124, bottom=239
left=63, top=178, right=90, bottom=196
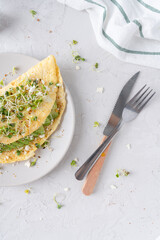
left=82, top=136, right=111, bottom=196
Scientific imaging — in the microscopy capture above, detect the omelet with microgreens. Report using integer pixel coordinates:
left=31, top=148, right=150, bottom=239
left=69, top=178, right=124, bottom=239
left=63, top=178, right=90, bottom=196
left=0, top=55, right=59, bottom=144
left=0, top=62, right=66, bottom=163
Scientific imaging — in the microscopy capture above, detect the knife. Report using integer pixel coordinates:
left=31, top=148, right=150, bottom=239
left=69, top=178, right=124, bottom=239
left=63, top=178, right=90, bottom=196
left=75, top=72, right=140, bottom=188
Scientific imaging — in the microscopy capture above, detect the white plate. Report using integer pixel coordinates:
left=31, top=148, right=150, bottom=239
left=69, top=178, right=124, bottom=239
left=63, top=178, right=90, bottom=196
left=0, top=53, right=75, bottom=186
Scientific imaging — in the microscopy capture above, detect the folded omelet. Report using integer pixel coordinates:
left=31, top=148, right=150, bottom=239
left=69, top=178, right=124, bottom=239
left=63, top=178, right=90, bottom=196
left=0, top=55, right=59, bottom=144
left=0, top=56, right=66, bottom=163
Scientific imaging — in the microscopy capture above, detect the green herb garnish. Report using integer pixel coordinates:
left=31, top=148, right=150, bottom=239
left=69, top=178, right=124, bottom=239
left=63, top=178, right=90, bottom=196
left=19, top=106, right=24, bottom=111
left=49, top=82, right=53, bottom=85
left=16, top=150, right=21, bottom=156
left=1, top=118, right=6, bottom=122
left=9, top=123, right=15, bottom=127
left=0, top=107, right=9, bottom=116
left=32, top=116, right=37, bottom=121
left=53, top=195, right=63, bottom=209
left=12, top=67, right=17, bottom=75
left=72, top=51, right=86, bottom=63
left=72, top=40, right=78, bottom=45
left=116, top=173, right=119, bottom=178
left=41, top=140, right=49, bottom=148
left=30, top=158, right=37, bottom=166
left=5, top=91, right=9, bottom=97
left=0, top=123, right=17, bottom=138
left=35, top=143, right=41, bottom=149
left=70, top=159, right=77, bottom=167
left=42, top=85, right=46, bottom=92
left=0, top=80, right=4, bottom=86
left=95, top=63, right=98, bottom=69
left=30, top=10, right=37, bottom=17
left=74, top=55, right=85, bottom=61
left=93, top=121, right=100, bottom=127
left=16, top=112, right=24, bottom=119
left=116, top=169, right=130, bottom=177
left=24, top=189, right=30, bottom=194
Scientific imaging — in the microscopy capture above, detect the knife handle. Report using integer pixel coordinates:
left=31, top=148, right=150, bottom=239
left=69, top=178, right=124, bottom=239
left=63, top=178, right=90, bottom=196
left=82, top=136, right=111, bottom=196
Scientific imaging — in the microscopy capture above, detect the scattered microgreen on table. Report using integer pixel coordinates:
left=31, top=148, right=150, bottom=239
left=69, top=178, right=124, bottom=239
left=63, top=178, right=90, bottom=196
left=116, top=169, right=130, bottom=177
left=72, top=40, right=78, bottom=45
left=74, top=55, right=85, bottom=62
left=30, top=10, right=37, bottom=17
left=71, top=160, right=77, bottom=166
left=94, top=121, right=100, bottom=127
left=72, top=51, right=86, bottom=64
left=12, top=66, right=17, bottom=75
left=53, top=195, right=63, bottom=209
left=24, top=189, right=30, bottom=194
left=95, top=63, right=99, bottom=68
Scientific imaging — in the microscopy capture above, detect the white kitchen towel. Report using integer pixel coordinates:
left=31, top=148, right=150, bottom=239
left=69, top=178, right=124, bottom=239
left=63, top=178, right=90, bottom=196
left=58, top=0, right=160, bottom=69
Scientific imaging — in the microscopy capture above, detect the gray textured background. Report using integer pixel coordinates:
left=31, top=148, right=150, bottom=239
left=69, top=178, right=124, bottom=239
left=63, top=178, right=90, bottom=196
left=0, top=1, right=160, bottom=239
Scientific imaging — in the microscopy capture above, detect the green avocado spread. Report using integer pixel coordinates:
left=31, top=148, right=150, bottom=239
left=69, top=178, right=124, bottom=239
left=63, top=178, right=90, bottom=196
left=0, top=102, right=59, bottom=153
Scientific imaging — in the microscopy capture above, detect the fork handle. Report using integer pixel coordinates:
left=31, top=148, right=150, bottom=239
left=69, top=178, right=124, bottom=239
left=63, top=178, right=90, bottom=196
left=75, top=123, right=121, bottom=181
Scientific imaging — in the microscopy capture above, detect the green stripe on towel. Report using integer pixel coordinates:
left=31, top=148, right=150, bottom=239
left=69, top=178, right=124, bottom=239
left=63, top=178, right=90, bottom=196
left=102, top=29, right=160, bottom=55
left=137, top=0, right=160, bottom=14
left=133, top=20, right=144, bottom=38
left=110, top=0, right=144, bottom=37
left=110, top=0, right=130, bottom=23
left=85, top=0, right=160, bottom=55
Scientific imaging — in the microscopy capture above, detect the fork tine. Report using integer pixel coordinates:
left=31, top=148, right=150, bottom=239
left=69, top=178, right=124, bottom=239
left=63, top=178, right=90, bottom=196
left=135, top=87, right=150, bottom=104
left=138, top=92, right=156, bottom=112
left=136, top=89, right=153, bottom=109
left=127, top=85, right=146, bottom=105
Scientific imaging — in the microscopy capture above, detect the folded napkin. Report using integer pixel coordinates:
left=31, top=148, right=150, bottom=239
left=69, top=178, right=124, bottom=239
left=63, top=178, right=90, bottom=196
left=58, top=0, right=160, bottom=69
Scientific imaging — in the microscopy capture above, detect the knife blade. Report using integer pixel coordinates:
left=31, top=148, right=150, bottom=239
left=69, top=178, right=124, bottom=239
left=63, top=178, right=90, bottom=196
left=103, top=71, right=140, bottom=136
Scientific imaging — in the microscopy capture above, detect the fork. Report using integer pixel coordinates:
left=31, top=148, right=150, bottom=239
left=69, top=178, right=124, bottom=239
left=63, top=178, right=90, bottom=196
left=75, top=85, right=156, bottom=180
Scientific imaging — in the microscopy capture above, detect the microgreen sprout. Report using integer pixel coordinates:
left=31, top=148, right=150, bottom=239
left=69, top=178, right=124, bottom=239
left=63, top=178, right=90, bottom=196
left=30, top=10, right=37, bottom=17
left=92, top=62, right=102, bottom=72
left=16, top=112, right=24, bottom=119
left=95, top=63, right=99, bottom=69
left=93, top=121, right=100, bottom=127
left=35, top=143, right=41, bottom=149
left=24, top=189, right=30, bottom=194
left=30, top=157, right=37, bottom=166
left=75, top=55, right=85, bottom=61
left=0, top=123, right=17, bottom=138
left=116, top=172, right=119, bottom=178
left=72, top=40, right=78, bottom=45
left=16, top=150, right=21, bottom=156
left=0, top=80, right=4, bottom=86
left=72, top=51, right=86, bottom=63
left=41, top=140, right=49, bottom=148
left=116, top=169, right=130, bottom=178
left=53, top=195, right=63, bottom=209
left=5, top=91, right=9, bottom=97
left=19, top=106, right=24, bottom=111
left=12, top=67, right=17, bottom=75
left=32, top=116, right=37, bottom=121
left=70, top=158, right=78, bottom=167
